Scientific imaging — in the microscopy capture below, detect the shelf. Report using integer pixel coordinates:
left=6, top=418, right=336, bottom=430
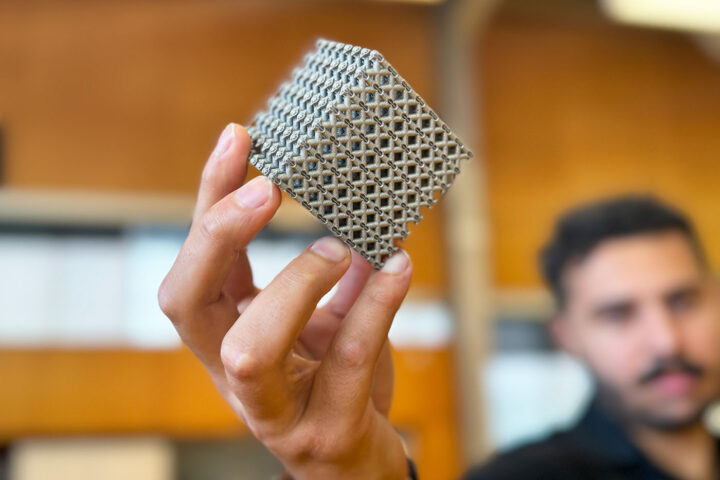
left=0, top=347, right=244, bottom=439
left=0, top=346, right=461, bottom=478
left=0, top=188, right=195, bottom=228
left=493, top=288, right=554, bottom=321
left=0, top=187, right=322, bottom=232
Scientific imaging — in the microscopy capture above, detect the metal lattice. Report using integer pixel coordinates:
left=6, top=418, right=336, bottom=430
left=247, top=39, right=473, bottom=268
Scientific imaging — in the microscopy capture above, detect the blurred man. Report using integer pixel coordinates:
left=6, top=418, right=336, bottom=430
left=160, top=125, right=720, bottom=480
left=465, top=195, right=720, bottom=480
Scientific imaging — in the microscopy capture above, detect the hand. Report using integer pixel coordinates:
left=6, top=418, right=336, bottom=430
left=159, top=124, right=413, bottom=479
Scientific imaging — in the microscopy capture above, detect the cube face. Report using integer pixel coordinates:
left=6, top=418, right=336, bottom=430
left=248, top=39, right=472, bottom=268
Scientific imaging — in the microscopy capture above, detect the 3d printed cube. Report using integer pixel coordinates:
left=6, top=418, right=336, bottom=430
left=248, top=39, right=473, bottom=268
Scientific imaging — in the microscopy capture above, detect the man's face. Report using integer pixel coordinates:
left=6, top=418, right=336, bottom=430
left=557, top=231, right=720, bottom=430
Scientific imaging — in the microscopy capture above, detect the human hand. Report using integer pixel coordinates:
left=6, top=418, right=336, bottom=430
left=159, top=124, right=413, bottom=479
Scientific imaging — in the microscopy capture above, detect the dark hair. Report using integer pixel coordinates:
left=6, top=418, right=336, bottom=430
left=540, top=194, right=706, bottom=308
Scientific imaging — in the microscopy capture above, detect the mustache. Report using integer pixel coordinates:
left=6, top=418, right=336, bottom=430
left=637, top=356, right=704, bottom=386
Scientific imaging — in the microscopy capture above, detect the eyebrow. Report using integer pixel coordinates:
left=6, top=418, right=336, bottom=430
left=589, top=281, right=703, bottom=317
left=663, top=283, right=702, bottom=302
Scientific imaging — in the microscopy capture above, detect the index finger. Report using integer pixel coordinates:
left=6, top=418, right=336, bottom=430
left=193, top=124, right=259, bottom=303
left=161, top=176, right=280, bottom=322
left=193, top=123, right=252, bottom=222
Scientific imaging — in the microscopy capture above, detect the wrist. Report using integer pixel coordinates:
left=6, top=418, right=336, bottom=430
left=288, top=417, right=408, bottom=480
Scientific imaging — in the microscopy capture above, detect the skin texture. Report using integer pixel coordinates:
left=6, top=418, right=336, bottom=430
left=159, top=124, right=411, bottom=479
left=552, top=231, right=720, bottom=479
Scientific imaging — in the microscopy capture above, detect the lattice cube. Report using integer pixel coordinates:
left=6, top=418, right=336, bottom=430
left=248, top=39, right=473, bottom=268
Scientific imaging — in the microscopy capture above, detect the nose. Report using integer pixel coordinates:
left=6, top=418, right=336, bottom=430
left=643, top=304, right=682, bottom=357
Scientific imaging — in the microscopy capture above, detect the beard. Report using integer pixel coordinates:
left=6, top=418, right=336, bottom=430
left=594, top=380, right=708, bottom=431
left=593, top=370, right=712, bottom=432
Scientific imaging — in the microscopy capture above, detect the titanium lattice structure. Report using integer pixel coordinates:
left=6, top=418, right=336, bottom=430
left=247, top=39, right=473, bottom=268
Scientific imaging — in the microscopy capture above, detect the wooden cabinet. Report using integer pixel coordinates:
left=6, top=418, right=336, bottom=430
left=0, top=346, right=462, bottom=480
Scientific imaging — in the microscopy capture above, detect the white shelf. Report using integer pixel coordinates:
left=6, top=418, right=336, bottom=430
left=0, top=187, right=323, bottom=232
left=0, top=188, right=195, bottom=227
left=493, top=288, right=555, bottom=321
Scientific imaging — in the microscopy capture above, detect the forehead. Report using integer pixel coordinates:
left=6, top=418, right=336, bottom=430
left=563, top=231, right=704, bottom=307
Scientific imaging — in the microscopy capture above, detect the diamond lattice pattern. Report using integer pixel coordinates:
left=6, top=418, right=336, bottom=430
left=248, top=39, right=473, bottom=268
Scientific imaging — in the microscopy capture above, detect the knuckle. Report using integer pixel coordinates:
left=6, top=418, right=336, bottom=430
left=335, top=338, right=372, bottom=369
left=247, top=422, right=278, bottom=449
left=288, top=425, right=333, bottom=463
left=220, top=339, right=266, bottom=380
left=281, top=267, right=315, bottom=291
left=262, top=419, right=373, bottom=466
left=200, top=160, right=217, bottom=184
left=366, top=283, right=398, bottom=309
left=277, top=436, right=315, bottom=464
left=252, top=424, right=313, bottom=463
left=157, top=276, right=180, bottom=319
left=274, top=264, right=322, bottom=299
left=199, top=208, right=226, bottom=242
left=269, top=247, right=348, bottom=301
left=302, top=421, right=367, bottom=463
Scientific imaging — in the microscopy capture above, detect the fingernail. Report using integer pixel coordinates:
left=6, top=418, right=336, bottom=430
left=310, top=236, right=349, bottom=262
left=381, top=249, right=410, bottom=274
left=234, top=176, right=272, bottom=209
left=213, top=123, right=235, bottom=157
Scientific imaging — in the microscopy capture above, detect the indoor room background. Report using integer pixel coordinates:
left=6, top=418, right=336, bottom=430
left=1, top=0, right=720, bottom=479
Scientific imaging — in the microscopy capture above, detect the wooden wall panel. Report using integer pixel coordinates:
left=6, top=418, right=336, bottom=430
left=0, top=0, right=436, bottom=193
left=1, top=4, right=457, bottom=478
left=0, top=348, right=242, bottom=438
left=480, top=14, right=720, bottom=287
left=0, top=347, right=461, bottom=479
left=0, top=4, right=457, bottom=478
left=392, top=348, right=463, bottom=480
left=0, top=0, right=448, bottom=289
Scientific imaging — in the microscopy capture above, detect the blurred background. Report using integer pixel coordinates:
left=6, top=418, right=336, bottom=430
left=2, top=0, right=720, bottom=478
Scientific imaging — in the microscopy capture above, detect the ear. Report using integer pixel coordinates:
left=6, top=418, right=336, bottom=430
left=708, top=278, right=720, bottom=311
left=713, top=277, right=720, bottom=297
left=549, top=312, right=582, bottom=357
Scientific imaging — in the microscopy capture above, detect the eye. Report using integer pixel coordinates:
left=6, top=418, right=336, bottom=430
left=667, top=290, right=699, bottom=314
left=596, top=304, right=634, bottom=324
